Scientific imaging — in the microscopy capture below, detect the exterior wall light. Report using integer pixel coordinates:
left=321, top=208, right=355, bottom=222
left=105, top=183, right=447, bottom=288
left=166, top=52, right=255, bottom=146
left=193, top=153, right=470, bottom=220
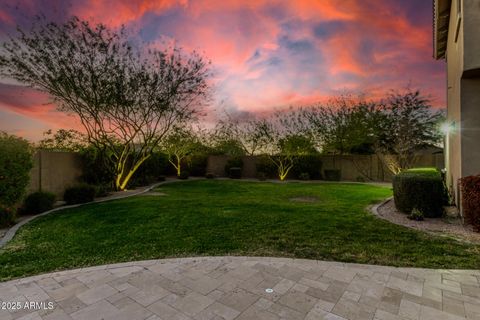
left=440, top=121, right=455, bottom=135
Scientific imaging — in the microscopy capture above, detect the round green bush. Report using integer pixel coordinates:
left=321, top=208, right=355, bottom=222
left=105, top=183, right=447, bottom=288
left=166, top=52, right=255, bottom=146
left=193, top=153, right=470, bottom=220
left=23, top=191, right=56, bottom=215
left=0, top=132, right=33, bottom=207
left=393, top=168, right=448, bottom=218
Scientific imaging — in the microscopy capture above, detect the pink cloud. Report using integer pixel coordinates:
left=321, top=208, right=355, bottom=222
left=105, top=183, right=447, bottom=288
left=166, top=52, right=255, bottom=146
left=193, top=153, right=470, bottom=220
left=0, top=0, right=446, bottom=139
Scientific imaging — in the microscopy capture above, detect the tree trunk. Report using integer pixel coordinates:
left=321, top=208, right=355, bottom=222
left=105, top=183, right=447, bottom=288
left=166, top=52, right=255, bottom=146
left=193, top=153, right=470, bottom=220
left=115, top=155, right=150, bottom=191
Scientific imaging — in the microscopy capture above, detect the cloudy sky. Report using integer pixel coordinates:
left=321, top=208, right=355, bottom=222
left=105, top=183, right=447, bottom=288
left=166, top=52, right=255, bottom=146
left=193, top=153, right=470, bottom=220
left=0, top=0, right=446, bottom=140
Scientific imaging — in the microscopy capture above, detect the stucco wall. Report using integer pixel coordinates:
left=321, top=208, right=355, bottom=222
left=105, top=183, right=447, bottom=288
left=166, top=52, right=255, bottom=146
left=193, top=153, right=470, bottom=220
left=463, top=0, right=480, bottom=72
left=461, top=78, right=480, bottom=177
left=444, top=0, right=480, bottom=206
left=27, top=150, right=83, bottom=198
left=445, top=0, right=463, bottom=203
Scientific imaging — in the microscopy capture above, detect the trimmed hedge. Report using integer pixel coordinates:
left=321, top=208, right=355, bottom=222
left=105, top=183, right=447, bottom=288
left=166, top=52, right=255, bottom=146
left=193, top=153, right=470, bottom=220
left=23, top=191, right=56, bottom=215
left=460, top=175, right=480, bottom=232
left=393, top=168, right=448, bottom=218
left=64, top=184, right=96, bottom=205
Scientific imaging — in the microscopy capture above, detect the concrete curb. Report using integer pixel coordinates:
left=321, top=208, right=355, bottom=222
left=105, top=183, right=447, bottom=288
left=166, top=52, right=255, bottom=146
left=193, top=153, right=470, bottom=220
left=369, top=196, right=394, bottom=218
left=0, top=179, right=188, bottom=249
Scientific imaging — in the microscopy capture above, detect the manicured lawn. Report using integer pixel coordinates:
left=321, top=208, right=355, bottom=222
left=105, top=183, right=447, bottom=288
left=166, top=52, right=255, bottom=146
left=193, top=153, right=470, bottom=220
left=1, top=180, right=479, bottom=280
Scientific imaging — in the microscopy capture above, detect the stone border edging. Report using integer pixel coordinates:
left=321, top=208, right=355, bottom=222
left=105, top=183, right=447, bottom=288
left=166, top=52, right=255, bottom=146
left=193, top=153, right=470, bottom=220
left=370, top=196, right=394, bottom=219
left=0, top=179, right=188, bottom=249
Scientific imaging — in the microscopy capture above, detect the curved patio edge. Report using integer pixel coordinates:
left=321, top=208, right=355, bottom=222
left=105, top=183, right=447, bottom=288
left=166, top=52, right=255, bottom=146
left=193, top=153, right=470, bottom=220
left=1, top=256, right=479, bottom=320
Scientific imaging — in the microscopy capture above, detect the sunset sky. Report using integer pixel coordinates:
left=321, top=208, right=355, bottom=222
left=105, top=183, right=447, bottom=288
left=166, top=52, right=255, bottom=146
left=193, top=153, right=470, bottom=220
left=0, top=0, right=446, bottom=141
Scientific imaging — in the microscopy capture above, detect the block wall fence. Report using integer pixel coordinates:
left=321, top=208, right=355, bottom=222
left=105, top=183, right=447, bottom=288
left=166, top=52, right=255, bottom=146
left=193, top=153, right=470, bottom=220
left=206, top=154, right=444, bottom=182
left=27, top=150, right=444, bottom=197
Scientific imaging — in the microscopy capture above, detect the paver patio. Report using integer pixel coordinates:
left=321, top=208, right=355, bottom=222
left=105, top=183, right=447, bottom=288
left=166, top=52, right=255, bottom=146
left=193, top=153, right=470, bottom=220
left=0, top=256, right=479, bottom=320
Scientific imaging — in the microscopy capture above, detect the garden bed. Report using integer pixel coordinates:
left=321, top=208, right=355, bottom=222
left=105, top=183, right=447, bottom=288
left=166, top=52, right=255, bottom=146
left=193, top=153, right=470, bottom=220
left=375, top=198, right=480, bottom=243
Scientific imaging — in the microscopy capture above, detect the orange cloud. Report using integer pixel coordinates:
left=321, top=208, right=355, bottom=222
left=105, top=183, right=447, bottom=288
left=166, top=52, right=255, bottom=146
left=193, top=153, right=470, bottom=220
left=0, top=0, right=446, bottom=140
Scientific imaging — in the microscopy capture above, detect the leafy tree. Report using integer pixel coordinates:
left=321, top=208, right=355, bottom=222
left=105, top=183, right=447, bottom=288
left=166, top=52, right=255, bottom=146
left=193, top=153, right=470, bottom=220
left=213, top=115, right=270, bottom=156
left=374, top=90, right=444, bottom=174
left=301, top=90, right=442, bottom=174
left=160, top=126, right=198, bottom=177
left=38, top=129, right=87, bottom=152
left=0, top=132, right=33, bottom=207
left=304, top=95, right=380, bottom=155
left=0, top=17, right=210, bottom=190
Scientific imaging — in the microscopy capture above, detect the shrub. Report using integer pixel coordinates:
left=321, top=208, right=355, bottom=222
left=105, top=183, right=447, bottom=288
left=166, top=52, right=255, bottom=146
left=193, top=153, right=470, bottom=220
left=157, top=175, right=166, bottom=182
left=224, top=157, right=243, bottom=176
left=229, top=167, right=242, bottom=179
left=255, top=156, right=277, bottom=178
left=298, top=172, right=310, bottom=180
left=178, top=171, right=189, bottom=180
left=94, top=184, right=112, bottom=197
left=393, top=168, right=447, bottom=218
left=64, top=184, right=96, bottom=205
left=0, top=206, right=16, bottom=228
left=257, top=172, right=267, bottom=181
left=292, top=155, right=322, bottom=180
left=205, top=173, right=215, bottom=179
left=79, top=146, right=115, bottom=186
left=0, top=132, right=33, bottom=207
left=408, top=208, right=424, bottom=221
left=324, top=169, right=341, bottom=181
left=356, top=176, right=366, bottom=182
left=23, top=191, right=56, bottom=215
left=460, top=175, right=480, bottom=231
left=187, top=155, right=208, bottom=177
left=129, top=152, right=170, bottom=187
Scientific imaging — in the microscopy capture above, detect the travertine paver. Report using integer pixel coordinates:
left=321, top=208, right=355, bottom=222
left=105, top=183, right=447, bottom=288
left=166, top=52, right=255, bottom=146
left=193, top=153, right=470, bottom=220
left=1, top=257, right=480, bottom=320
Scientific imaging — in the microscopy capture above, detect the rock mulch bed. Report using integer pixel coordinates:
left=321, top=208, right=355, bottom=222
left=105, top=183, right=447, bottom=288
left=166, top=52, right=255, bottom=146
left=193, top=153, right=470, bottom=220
left=375, top=198, right=480, bottom=243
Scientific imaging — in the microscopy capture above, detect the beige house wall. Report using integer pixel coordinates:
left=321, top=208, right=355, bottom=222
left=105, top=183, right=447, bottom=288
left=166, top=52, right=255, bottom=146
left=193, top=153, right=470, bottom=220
left=445, top=0, right=463, bottom=202
left=444, top=0, right=480, bottom=205
left=463, top=0, right=480, bottom=73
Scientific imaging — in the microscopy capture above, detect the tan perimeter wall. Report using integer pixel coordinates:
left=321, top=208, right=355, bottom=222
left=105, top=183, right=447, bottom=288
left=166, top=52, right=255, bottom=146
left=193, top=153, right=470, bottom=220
left=206, top=154, right=444, bottom=182
left=27, top=150, right=83, bottom=198
left=25, top=151, right=444, bottom=198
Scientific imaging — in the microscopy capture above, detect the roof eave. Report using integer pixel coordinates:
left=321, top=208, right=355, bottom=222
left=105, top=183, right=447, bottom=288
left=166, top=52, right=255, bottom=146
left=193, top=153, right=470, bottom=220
left=434, top=0, right=452, bottom=60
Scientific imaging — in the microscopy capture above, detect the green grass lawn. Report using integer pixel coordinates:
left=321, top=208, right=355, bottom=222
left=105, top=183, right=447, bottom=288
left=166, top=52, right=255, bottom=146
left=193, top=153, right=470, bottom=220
left=1, top=180, right=479, bottom=280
